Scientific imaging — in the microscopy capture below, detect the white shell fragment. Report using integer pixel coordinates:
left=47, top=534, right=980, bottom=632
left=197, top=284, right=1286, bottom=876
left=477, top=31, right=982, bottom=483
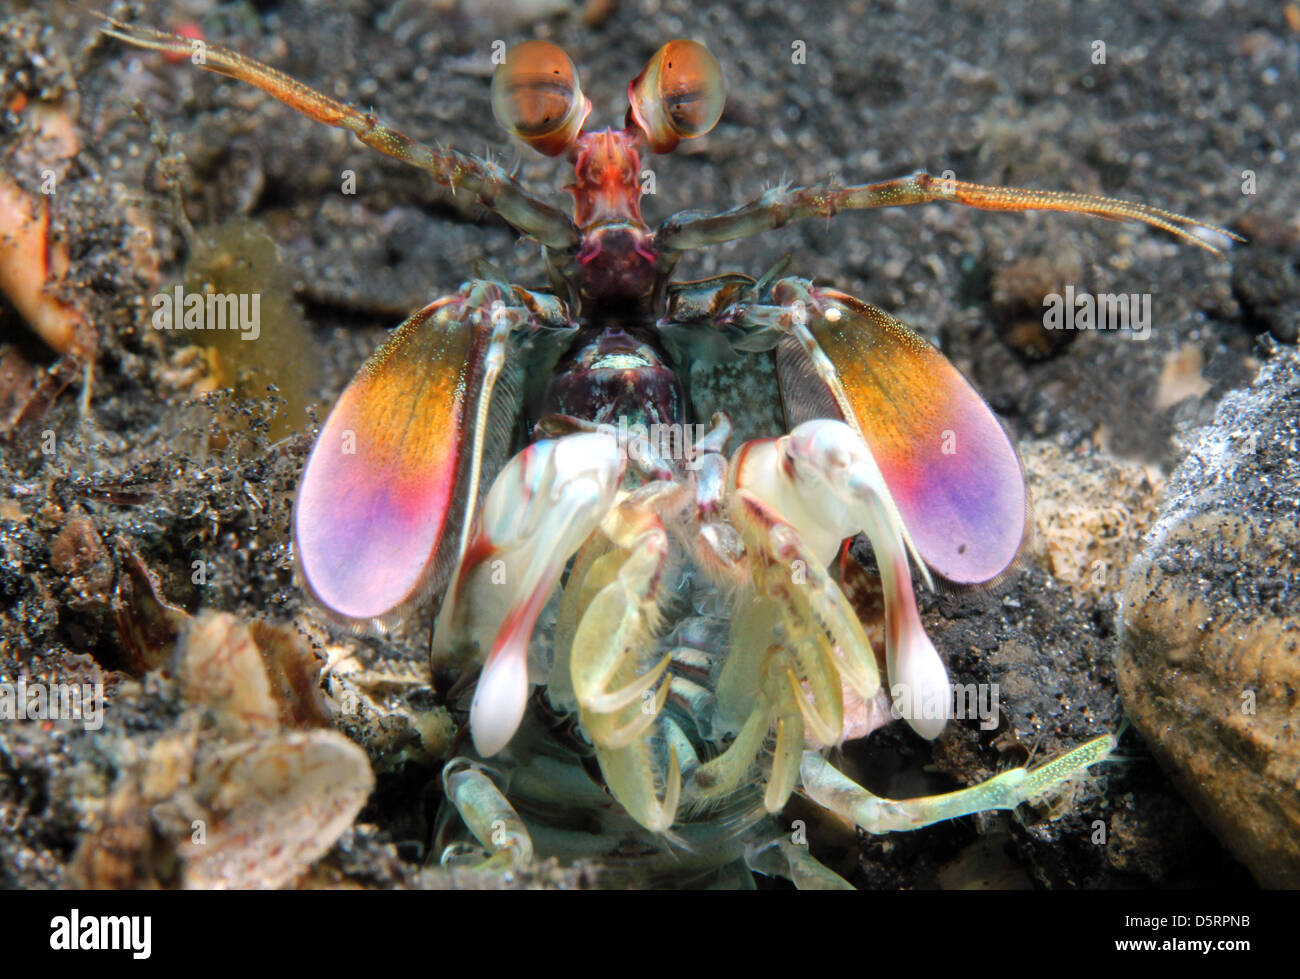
left=181, top=730, right=374, bottom=890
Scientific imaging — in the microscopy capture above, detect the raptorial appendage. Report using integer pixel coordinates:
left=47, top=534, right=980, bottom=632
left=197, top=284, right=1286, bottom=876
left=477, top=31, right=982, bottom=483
left=434, top=432, right=627, bottom=758
left=436, top=414, right=1114, bottom=866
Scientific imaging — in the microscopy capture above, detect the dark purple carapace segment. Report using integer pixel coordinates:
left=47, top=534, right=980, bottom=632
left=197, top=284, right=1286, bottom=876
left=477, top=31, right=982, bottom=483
left=575, top=225, right=661, bottom=310
left=546, top=329, right=683, bottom=430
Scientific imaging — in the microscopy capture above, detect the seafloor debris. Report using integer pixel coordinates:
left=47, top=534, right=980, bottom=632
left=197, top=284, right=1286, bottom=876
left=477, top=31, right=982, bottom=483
left=0, top=12, right=97, bottom=432
left=0, top=167, right=90, bottom=359
left=0, top=93, right=93, bottom=432
left=71, top=610, right=375, bottom=889
left=0, top=88, right=90, bottom=355
left=1119, top=342, right=1300, bottom=887
left=113, top=540, right=189, bottom=675
left=170, top=219, right=321, bottom=441
left=1022, top=439, right=1162, bottom=599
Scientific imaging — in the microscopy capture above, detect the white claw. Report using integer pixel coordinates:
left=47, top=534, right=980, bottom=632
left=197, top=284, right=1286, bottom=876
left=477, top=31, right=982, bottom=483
left=883, top=545, right=951, bottom=740
left=735, top=418, right=951, bottom=739
left=471, top=637, right=530, bottom=757
left=438, top=432, right=625, bottom=756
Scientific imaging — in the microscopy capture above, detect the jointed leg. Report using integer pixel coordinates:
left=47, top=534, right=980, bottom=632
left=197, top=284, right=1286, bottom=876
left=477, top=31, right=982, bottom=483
left=744, top=836, right=855, bottom=890
left=434, top=431, right=626, bottom=757
left=97, top=16, right=578, bottom=250
left=568, top=485, right=687, bottom=834
left=799, top=733, right=1116, bottom=835
left=656, top=169, right=1240, bottom=254
left=440, top=759, right=534, bottom=868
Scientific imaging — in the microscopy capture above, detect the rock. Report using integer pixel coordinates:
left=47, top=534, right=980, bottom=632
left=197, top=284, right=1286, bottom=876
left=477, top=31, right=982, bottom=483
left=1022, top=440, right=1163, bottom=600
left=1231, top=214, right=1300, bottom=345
left=989, top=250, right=1085, bottom=360
left=1118, top=343, right=1300, bottom=887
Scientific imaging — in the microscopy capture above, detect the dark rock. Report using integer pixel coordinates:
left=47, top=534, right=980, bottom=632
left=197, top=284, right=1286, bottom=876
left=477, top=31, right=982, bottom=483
left=1231, top=214, right=1300, bottom=344
left=1119, top=344, right=1300, bottom=887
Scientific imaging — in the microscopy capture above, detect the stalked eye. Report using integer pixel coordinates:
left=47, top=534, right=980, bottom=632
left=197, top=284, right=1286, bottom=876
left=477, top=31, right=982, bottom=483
left=491, top=40, right=591, bottom=156
left=628, top=40, right=724, bottom=153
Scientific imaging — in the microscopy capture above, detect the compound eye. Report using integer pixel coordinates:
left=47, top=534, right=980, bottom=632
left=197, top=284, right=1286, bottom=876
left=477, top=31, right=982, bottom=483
left=491, top=41, right=590, bottom=156
left=628, top=40, right=724, bottom=153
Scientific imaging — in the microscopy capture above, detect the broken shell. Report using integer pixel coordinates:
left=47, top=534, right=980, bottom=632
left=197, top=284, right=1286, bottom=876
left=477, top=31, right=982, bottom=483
left=181, top=730, right=374, bottom=890
left=0, top=99, right=91, bottom=359
left=176, top=612, right=279, bottom=740
left=72, top=608, right=376, bottom=889
left=250, top=619, right=333, bottom=729
left=113, top=541, right=189, bottom=675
